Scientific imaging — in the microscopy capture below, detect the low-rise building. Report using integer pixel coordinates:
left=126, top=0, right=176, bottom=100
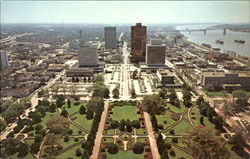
left=66, top=68, right=94, bottom=77
left=201, top=73, right=250, bottom=91
left=154, top=69, right=178, bottom=88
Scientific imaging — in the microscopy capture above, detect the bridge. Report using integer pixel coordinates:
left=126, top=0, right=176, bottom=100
left=170, top=28, right=230, bottom=35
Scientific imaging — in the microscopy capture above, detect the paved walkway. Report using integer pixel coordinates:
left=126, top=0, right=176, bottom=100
left=90, top=100, right=109, bottom=159
left=144, top=112, right=160, bottom=159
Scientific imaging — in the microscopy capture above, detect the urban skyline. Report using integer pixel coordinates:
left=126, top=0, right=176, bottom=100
left=1, top=1, right=250, bottom=159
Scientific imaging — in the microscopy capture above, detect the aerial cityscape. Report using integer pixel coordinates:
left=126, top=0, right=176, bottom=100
left=0, top=1, right=250, bottom=159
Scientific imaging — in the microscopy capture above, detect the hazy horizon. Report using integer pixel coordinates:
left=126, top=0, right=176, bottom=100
left=1, top=1, right=249, bottom=24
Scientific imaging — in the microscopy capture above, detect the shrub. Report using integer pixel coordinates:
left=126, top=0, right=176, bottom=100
left=132, top=142, right=144, bottom=154
left=74, top=138, right=79, bottom=142
left=170, top=150, right=176, bottom=157
left=64, top=135, right=69, bottom=142
left=172, top=138, right=178, bottom=143
left=145, top=146, right=151, bottom=152
left=75, top=148, right=82, bottom=156
left=107, top=143, right=118, bottom=154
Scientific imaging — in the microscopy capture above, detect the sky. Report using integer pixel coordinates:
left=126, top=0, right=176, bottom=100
left=1, top=1, right=250, bottom=24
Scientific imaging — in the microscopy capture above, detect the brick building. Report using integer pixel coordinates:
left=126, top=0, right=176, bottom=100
left=131, top=23, right=147, bottom=63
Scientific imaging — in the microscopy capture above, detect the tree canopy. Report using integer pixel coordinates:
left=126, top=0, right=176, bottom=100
left=184, top=126, right=230, bottom=159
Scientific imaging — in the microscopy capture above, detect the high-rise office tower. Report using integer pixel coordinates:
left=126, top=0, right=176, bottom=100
left=78, top=43, right=98, bottom=67
left=131, top=23, right=147, bottom=63
left=104, top=27, right=117, bottom=49
left=146, top=39, right=166, bottom=65
left=0, top=51, right=9, bottom=69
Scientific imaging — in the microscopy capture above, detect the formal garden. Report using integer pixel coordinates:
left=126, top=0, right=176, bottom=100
left=1, top=95, right=104, bottom=159
left=98, top=100, right=152, bottom=159
left=146, top=87, right=248, bottom=159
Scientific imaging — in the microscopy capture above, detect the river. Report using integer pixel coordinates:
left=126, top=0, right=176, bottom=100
left=176, top=24, right=250, bottom=57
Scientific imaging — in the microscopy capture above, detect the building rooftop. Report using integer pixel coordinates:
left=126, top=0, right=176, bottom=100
left=157, top=69, right=173, bottom=76
left=202, top=72, right=250, bottom=77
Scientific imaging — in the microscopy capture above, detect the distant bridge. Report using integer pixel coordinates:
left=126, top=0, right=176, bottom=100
left=169, top=28, right=232, bottom=35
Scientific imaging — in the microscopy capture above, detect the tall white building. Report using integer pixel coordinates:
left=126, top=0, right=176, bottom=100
left=104, top=27, right=117, bottom=49
left=78, top=43, right=98, bottom=67
left=0, top=51, right=9, bottom=69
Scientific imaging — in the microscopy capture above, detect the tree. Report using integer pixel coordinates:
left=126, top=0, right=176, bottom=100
left=17, top=143, right=29, bottom=158
left=142, top=94, right=164, bottom=115
left=132, top=69, right=138, bottom=79
left=132, top=120, right=140, bottom=129
left=119, top=119, right=126, bottom=131
left=126, top=119, right=132, bottom=132
left=47, top=115, right=70, bottom=134
left=169, top=89, right=177, bottom=105
left=228, top=133, right=246, bottom=149
left=64, top=135, right=69, bottom=142
left=0, top=117, right=6, bottom=129
left=131, top=88, right=136, bottom=98
left=93, top=74, right=104, bottom=83
left=113, top=87, right=119, bottom=99
left=183, top=99, right=192, bottom=108
left=81, top=149, right=89, bottom=159
left=159, top=88, right=168, bottom=99
left=184, top=126, right=230, bottom=159
left=169, top=150, right=176, bottom=157
left=156, top=133, right=163, bottom=145
left=55, top=95, right=65, bottom=107
left=79, top=106, right=86, bottom=114
left=196, top=96, right=204, bottom=106
left=200, top=116, right=204, bottom=125
left=87, top=97, right=104, bottom=113
left=232, top=90, right=249, bottom=110
left=104, top=88, right=110, bottom=98
left=67, top=99, right=71, bottom=107
left=61, top=109, right=69, bottom=118
left=86, top=109, right=94, bottom=120
left=76, top=148, right=82, bottom=156
left=132, top=142, right=144, bottom=154
left=110, top=120, right=120, bottom=129
left=107, top=143, right=118, bottom=154
left=172, top=138, right=178, bottom=143
left=35, top=124, right=43, bottom=131
left=161, top=149, right=169, bottom=159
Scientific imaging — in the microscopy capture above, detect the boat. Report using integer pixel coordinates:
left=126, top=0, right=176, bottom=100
left=201, top=43, right=211, bottom=48
left=216, top=40, right=224, bottom=44
left=212, top=47, right=220, bottom=51
left=234, top=39, right=245, bottom=43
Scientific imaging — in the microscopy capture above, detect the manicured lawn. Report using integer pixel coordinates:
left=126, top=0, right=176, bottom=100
left=170, top=120, right=193, bottom=135
left=137, top=137, right=148, bottom=143
left=40, top=111, right=58, bottom=128
left=24, top=138, right=34, bottom=147
left=64, top=102, right=87, bottom=115
left=103, top=137, right=114, bottom=143
left=56, top=145, right=82, bottom=159
left=191, top=106, right=216, bottom=133
left=73, top=113, right=93, bottom=131
left=104, top=129, right=115, bottom=135
left=61, top=137, right=82, bottom=148
left=9, top=152, right=36, bottom=159
left=170, top=146, right=192, bottom=159
left=111, top=106, right=139, bottom=121
left=156, top=111, right=175, bottom=129
left=202, top=89, right=227, bottom=97
left=69, top=124, right=82, bottom=135
left=165, top=102, right=187, bottom=113
left=107, top=150, right=144, bottom=159
left=135, top=128, right=147, bottom=135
